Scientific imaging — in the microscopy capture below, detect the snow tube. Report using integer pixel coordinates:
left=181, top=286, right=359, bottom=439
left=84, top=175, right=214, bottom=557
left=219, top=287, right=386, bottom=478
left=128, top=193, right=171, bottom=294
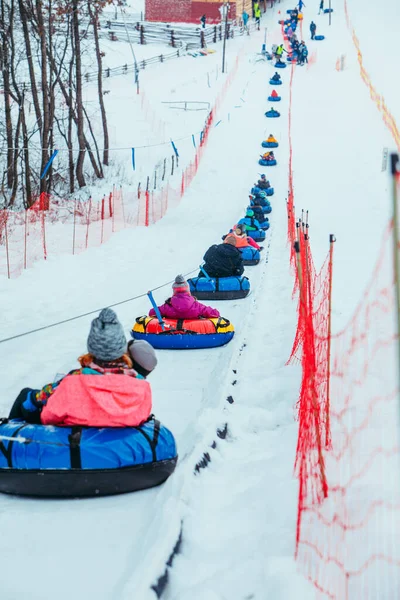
left=275, top=61, right=287, bottom=69
left=268, top=95, right=281, bottom=102
left=0, top=417, right=177, bottom=498
left=262, top=141, right=279, bottom=148
left=314, top=35, right=325, bottom=40
left=188, top=276, right=250, bottom=301
left=324, top=8, right=333, bottom=13
left=269, top=79, right=282, bottom=85
left=265, top=110, right=280, bottom=118
left=248, top=230, right=266, bottom=242
left=259, top=159, right=277, bottom=166
left=266, top=54, right=273, bottom=61
left=132, top=316, right=234, bottom=349
left=239, top=246, right=260, bottom=266
left=287, top=55, right=296, bottom=62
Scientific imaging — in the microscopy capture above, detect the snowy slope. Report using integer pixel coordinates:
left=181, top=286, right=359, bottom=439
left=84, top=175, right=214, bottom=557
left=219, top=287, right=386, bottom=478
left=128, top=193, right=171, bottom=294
left=0, top=19, right=308, bottom=599
left=1, top=1, right=397, bottom=599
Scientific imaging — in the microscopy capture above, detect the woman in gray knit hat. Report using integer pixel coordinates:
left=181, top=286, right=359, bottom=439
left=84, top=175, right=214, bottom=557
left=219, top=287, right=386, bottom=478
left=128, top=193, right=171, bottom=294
left=9, top=308, right=154, bottom=427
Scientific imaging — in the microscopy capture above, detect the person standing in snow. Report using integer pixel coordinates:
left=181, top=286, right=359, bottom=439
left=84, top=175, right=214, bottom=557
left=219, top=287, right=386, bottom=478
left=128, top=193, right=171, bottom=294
left=149, top=275, right=220, bottom=320
left=318, top=0, right=324, bottom=14
left=242, top=10, right=249, bottom=33
left=275, top=44, right=287, bottom=63
left=310, top=21, right=316, bottom=39
left=9, top=308, right=153, bottom=427
left=254, top=2, right=261, bottom=28
left=200, top=14, right=206, bottom=28
left=298, top=0, right=306, bottom=11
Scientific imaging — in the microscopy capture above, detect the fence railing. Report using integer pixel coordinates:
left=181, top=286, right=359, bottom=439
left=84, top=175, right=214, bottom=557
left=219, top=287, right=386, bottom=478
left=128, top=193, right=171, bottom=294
left=100, top=20, right=258, bottom=49
left=84, top=49, right=185, bottom=83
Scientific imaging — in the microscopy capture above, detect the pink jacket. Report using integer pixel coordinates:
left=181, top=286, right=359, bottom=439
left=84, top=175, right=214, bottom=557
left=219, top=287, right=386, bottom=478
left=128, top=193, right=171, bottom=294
left=41, top=374, right=152, bottom=427
left=247, top=236, right=261, bottom=250
left=149, top=292, right=220, bottom=320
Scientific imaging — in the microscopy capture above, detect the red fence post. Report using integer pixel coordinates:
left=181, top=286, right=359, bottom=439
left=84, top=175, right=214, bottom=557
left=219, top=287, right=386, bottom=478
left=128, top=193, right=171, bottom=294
left=24, top=209, right=27, bottom=270
left=86, top=198, right=91, bottom=249
left=101, top=197, right=105, bottom=244
left=145, top=191, right=150, bottom=227
left=72, top=198, right=77, bottom=255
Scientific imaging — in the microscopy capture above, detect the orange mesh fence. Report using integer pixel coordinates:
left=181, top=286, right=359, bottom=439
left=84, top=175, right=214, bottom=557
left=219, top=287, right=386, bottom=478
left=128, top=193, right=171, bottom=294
left=286, top=14, right=400, bottom=593
left=0, top=55, right=240, bottom=279
left=296, top=218, right=400, bottom=599
left=344, top=0, right=400, bottom=152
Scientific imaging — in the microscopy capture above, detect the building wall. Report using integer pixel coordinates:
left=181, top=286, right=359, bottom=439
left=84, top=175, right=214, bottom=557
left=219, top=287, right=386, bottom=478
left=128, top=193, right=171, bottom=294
left=145, top=0, right=245, bottom=24
left=145, top=0, right=192, bottom=22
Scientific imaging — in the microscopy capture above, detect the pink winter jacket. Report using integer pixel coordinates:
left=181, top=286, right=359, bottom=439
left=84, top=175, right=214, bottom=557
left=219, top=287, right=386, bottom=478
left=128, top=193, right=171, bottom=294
left=149, top=292, right=220, bottom=320
left=40, top=374, right=152, bottom=427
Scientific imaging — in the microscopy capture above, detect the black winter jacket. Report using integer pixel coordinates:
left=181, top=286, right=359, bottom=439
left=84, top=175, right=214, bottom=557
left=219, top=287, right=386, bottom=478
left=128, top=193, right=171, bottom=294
left=200, top=243, right=244, bottom=278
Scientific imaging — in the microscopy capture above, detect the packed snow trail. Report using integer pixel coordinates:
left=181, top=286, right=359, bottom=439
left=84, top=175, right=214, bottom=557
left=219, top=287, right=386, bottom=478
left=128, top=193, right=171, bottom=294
left=0, top=23, right=296, bottom=600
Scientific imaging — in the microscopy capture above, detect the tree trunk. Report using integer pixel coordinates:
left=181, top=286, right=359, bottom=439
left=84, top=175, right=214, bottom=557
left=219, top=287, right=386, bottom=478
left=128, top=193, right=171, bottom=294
left=36, top=0, right=50, bottom=194
left=88, top=2, right=109, bottom=166
left=18, top=0, right=43, bottom=134
left=72, top=0, right=86, bottom=187
left=0, top=0, right=15, bottom=191
left=20, top=88, right=33, bottom=205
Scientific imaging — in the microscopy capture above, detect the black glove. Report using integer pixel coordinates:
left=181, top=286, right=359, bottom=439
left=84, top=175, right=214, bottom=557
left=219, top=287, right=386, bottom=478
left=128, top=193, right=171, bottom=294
left=258, top=246, right=264, bottom=251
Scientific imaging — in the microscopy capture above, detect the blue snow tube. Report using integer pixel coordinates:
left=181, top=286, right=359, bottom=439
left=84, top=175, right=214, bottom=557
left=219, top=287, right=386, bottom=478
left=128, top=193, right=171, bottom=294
left=132, top=316, right=235, bottom=349
left=324, top=8, right=333, bottom=13
left=259, top=159, right=277, bottom=166
left=275, top=61, right=287, bottom=69
left=0, top=417, right=177, bottom=498
left=266, top=54, right=273, bottom=61
left=287, top=55, right=296, bottom=62
left=262, top=141, right=279, bottom=148
left=268, top=95, right=281, bottom=102
left=269, top=79, right=282, bottom=85
left=265, top=110, right=280, bottom=118
left=248, top=230, right=266, bottom=242
left=188, top=276, right=250, bottom=301
left=239, top=246, right=260, bottom=266
left=314, top=35, right=325, bottom=40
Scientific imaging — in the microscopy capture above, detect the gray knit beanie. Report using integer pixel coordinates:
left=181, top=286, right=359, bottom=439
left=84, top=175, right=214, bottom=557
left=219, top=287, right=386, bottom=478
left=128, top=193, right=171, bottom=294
left=128, top=340, right=158, bottom=377
left=172, top=274, right=190, bottom=294
left=87, top=308, right=127, bottom=361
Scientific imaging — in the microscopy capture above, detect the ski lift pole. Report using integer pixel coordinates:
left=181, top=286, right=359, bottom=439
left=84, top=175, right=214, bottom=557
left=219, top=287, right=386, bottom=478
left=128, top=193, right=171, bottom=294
left=221, top=2, right=230, bottom=74
left=147, top=291, right=165, bottom=331
left=329, top=0, right=332, bottom=25
left=262, top=27, right=267, bottom=54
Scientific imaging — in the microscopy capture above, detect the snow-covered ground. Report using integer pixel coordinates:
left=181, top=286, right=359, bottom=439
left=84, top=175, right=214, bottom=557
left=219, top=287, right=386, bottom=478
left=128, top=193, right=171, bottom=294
left=1, top=0, right=399, bottom=598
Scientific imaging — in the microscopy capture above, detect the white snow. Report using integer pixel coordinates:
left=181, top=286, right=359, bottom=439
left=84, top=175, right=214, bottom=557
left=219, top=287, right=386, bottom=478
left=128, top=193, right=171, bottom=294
left=1, top=0, right=399, bottom=599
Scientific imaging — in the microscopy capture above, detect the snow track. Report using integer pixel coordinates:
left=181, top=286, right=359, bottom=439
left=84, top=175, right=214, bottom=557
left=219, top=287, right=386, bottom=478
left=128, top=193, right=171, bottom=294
left=0, top=21, right=302, bottom=599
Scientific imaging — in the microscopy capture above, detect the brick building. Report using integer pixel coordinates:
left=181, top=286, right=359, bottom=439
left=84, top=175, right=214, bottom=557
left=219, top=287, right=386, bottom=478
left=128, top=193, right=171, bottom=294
left=145, top=0, right=254, bottom=24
